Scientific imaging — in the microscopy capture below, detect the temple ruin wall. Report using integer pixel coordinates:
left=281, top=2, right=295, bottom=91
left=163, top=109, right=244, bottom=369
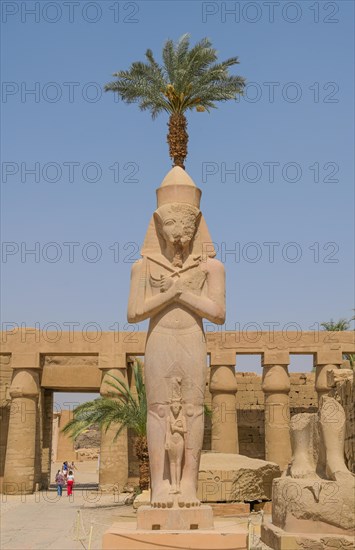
left=1, top=329, right=354, bottom=493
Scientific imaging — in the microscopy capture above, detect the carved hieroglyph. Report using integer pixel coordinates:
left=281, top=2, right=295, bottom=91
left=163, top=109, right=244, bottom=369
left=127, top=167, right=225, bottom=508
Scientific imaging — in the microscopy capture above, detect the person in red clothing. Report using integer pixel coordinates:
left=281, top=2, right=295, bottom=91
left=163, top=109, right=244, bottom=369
left=66, top=470, right=74, bottom=496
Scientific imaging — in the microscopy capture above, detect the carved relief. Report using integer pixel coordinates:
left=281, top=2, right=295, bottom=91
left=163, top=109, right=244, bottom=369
left=43, top=355, right=98, bottom=367
left=165, top=377, right=187, bottom=494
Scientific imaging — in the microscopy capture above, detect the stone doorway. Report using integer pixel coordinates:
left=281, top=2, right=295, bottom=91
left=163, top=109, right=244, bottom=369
left=49, top=391, right=101, bottom=491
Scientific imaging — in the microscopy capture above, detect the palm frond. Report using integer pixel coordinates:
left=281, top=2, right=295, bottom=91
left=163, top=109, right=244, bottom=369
left=104, top=34, right=245, bottom=120
left=162, top=38, right=176, bottom=83
left=320, top=318, right=350, bottom=331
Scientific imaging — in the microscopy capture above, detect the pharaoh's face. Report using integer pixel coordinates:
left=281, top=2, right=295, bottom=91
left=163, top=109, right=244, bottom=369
left=156, top=204, right=200, bottom=248
left=171, top=403, right=181, bottom=416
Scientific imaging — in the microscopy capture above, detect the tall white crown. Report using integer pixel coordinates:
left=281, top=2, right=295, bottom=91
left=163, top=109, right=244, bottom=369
left=156, top=167, right=201, bottom=208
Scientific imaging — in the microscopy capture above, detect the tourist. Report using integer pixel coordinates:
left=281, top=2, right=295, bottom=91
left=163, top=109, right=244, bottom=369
left=62, top=461, right=68, bottom=481
left=69, top=460, right=78, bottom=471
left=55, top=470, right=65, bottom=496
left=66, top=470, right=75, bottom=496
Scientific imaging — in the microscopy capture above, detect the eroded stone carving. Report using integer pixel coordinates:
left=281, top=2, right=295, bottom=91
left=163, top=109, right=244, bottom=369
left=288, top=395, right=354, bottom=483
left=165, top=377, right=187, bottom=495
left=296, top=537, right=354, bottom=549
left=127, top=167, right=225, bottom=509
left=43, top=355, right=98, bottom=367
left=272, top=395, right=355, bottom=534
left=288, top=412, right=321, bottom=479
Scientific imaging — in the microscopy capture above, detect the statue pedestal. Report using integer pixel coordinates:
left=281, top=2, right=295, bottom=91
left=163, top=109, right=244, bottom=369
left=261, top=477, right=355, bottom=549
left=137, top=505, right=214, bottom=530
left=261, top=522, right=355, bottom=550
left=103, top=508, right=248, bottom=550
left=270, top=477, right=355, bottom=533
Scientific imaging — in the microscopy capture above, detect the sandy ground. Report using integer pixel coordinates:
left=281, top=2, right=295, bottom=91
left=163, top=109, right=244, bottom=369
left=1, top=461, right=133, bottom=550
left=1, top=488, right=136, bottom=549
left=1, top=462, right=268, bottom=549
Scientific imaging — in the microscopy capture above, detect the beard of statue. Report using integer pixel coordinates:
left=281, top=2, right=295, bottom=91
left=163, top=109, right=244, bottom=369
left=172, top=241, right=183, bottom=267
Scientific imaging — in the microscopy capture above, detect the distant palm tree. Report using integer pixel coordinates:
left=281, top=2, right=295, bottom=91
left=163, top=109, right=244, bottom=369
left=321, top=314, right=355, bottom=369
left=62, top=359, right=149, bottom=490
left=105, top=34, right=245, bottom=169
left=320, top=318, right=351, bottom=331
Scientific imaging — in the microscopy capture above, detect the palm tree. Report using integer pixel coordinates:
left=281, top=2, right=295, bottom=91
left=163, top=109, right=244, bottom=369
left=321, top=314, right=355, bottom=369
left=62, top=359, right=149, bottom=491
left=104, top=34, right=245, bottom=169
left=320, top=318, right=351, bottom=331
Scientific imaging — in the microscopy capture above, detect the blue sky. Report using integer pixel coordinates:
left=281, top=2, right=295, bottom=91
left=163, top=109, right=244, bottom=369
left=1, top=1, right=354, bottom=405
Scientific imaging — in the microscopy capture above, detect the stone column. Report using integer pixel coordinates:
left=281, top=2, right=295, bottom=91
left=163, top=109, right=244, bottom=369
left=262, top=351, right=291, bottom=471
left=40, top=390, right=53, bottom=489
left=99, top=354, right=128, bottom=493
left=3, top=353, right=40, bottom=494
left=0, top=354, right=12, bottom=479
left=314, top=349, right=342, bottom=404
left=51, top=413, right=60, bottom=463
left=209, top=351, right=238, bottom=454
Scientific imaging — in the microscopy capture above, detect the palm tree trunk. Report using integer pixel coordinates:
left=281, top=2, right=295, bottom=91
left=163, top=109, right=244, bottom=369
left=134, top=436, right=150, bottom=491
left=167, top=113, right=188, bottom=169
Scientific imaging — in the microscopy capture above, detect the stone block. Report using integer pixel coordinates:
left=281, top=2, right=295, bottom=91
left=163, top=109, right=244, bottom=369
left=210, top=349, right=236, bottom=366
left=315, top=350, right=343, bottom=366
left=11, top=352, right=40, bottom=370
left=137, top=505, right=214, bottom=530
left=198, top=452, right=281, bottom=502
left=103, top=521, right=248, bottom=550
left=263, top=350, right=290, bottom=366
left=261, top=522, right=355, bottom=550
left=99, top=353, right=126, bottom=370
left=327, top=368, right=353, bottom=387
left=271, top=477, right=355, bottom=534
left=211, top=502, right=250, bottom=516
